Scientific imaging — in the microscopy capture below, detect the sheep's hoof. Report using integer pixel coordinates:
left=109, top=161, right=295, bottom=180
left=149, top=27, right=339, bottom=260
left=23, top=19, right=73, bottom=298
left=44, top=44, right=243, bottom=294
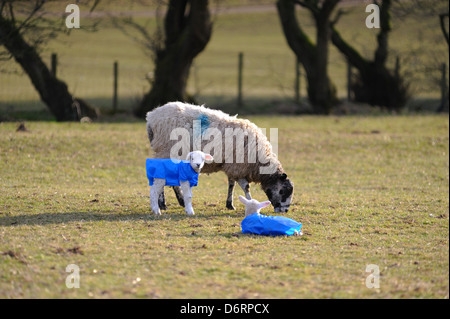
left=176, top=198, right=185, bottom=208
left=226, top=201, right=235, bottom=210
left=158, top=203, right=167, bottom=210
left=152, top=209, right=161, bottom=216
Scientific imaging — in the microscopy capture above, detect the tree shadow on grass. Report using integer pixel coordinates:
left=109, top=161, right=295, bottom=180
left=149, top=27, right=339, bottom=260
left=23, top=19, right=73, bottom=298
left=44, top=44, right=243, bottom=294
left=0, top=211, right=143, bottom=227
left=0, top=209, right=240, bottom=227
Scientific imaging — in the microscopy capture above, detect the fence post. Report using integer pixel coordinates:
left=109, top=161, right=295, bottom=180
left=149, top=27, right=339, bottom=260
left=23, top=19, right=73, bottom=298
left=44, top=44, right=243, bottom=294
left=51, top=53, right=57, bottom=77
left=295, top=56, right=300, bottom=105
left=347, top=59, right=352, bottom=102
left=394, top=56, right=400, bottom=81
left=439, top=62, right=448, bottom=113
left=238, top=52, right=243, bottom=107
left=113, top=61, right=118, bottom=113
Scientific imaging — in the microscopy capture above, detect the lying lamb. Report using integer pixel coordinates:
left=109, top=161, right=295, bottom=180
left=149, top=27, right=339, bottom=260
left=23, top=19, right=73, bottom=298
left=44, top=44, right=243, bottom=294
left=146, top=150, right=213, bottom=216
left=239, top=195, right=302, bottom=236
left=146, top=102, right=294, bottom=213
left=238, top=195, right=271, bottom=217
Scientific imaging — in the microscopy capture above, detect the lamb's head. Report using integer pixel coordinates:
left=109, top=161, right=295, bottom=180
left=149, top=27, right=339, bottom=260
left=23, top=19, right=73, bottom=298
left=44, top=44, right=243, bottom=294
left=186, top=151, right=213, bottom=173
left=238, top=195, right=271, bottom=216
left=262, top=173, right=294, bottom=213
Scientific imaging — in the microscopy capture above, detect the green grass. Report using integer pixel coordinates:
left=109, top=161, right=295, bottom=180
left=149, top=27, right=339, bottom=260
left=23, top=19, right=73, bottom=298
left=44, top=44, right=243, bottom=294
left=0, top=1, right=448, bottom=119
left=0, top=115, right=448, bottom=298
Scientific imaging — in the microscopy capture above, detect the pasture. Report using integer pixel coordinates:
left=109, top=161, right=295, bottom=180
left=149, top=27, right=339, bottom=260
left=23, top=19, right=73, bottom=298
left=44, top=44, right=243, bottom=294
left=0, top=115, right=448, bottom=298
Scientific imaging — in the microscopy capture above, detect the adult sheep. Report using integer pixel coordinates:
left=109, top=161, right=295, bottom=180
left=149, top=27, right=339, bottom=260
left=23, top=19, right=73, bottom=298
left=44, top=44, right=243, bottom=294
left=146, top=102, right=294, bottom=213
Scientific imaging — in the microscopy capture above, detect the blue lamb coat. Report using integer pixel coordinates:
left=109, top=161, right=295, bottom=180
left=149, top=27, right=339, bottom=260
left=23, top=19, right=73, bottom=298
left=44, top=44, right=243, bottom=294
left=146, top=159, right=199, bottom=187
left=241, top=213, right=302, bottom=236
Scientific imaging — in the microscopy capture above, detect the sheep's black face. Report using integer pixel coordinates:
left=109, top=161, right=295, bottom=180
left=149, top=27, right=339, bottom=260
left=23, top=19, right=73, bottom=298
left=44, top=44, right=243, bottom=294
left=263, top=173, right=294, bottom=213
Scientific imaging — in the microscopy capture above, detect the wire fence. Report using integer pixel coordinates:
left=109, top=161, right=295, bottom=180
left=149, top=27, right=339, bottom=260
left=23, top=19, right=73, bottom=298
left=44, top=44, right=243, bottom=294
left=0, top=49, right=448, bottom=117
left=0, top=52, right=152, bottom=114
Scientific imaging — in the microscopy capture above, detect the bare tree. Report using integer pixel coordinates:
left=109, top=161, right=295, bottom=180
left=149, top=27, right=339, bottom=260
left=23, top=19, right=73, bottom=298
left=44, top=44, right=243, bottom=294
left=394, top=0, right=449, bottom=47
left=392, top=0, right=448, bottom=111
left=122, top=0, right=213, bottom=118
left=331, top=0, right=409, bottom=110
left=0, top=0, right=98, bottom=121
left=277, top=0, right=339, bottom=114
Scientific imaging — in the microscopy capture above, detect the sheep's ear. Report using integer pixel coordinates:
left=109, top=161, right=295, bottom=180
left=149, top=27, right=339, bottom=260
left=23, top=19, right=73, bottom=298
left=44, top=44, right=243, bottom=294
left=280, top=173, right=287, bottom=181
left=186, top=152, right=192, bottom=161
left=238, top=195, right=249, bottom=205
left=204, top=153, right=214, bottom=163
left=258, top=201, right=271, bottom=209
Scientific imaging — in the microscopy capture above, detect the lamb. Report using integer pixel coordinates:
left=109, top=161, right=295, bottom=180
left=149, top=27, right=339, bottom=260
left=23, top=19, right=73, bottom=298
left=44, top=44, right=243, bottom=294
left=146, top=150, right=213, bottom=216
left=146, top=101, right=294, bottom=213
left=238, top=195, right=271, bottom=217
left=239, top=195, right=302, bottom=236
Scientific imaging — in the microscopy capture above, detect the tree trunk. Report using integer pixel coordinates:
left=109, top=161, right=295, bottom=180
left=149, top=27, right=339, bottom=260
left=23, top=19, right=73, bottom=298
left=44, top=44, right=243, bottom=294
left=0, top=16, right=98, bottom=121
left=134, top=0, right=212, bottom=118
left=276, top=0, right=338, bottom=114
left=331, top=0, right=408, bottom=111
left=308, top=14, right=338, bottom=113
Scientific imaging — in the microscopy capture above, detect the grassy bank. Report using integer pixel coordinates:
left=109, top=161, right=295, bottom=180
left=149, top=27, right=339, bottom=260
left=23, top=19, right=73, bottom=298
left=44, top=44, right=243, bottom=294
left=0, top=115, right=448, bottom=298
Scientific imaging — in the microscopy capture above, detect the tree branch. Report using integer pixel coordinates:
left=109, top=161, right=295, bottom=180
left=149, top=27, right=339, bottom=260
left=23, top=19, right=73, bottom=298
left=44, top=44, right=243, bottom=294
left=321, top=0, right=340, bottom=18
left=330, top=7, right=349, bottom=27
left=294, top=0, right=319, bottom=16
left=16, top=0, right=46, bottom=34
left=277, top=0, right=316, bottom=68
left=331, top=25, right=369, bottom=72
left=8, top=1, right=15, bottom=25
left=439, top=12, right=449, bottom=46
left=111, top=16, right=160, bottom=59
left=374, top=0, right=392, bottom=66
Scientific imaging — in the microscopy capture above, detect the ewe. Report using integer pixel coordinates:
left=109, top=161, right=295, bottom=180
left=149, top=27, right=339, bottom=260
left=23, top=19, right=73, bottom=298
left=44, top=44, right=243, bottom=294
left=146, top=102, right=294, bottom=213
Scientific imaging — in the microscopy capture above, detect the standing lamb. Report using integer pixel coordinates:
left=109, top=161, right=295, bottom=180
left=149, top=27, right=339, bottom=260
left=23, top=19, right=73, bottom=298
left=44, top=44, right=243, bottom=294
left=146, top=151, right=213, bottom=216
left=146, top=102, right=294, bottom=213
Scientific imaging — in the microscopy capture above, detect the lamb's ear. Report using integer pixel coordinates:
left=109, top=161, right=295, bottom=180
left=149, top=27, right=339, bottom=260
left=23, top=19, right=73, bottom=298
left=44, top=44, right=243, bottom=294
left=258, top=201, right=271, bottom=209
left=204, top=153, right=214, bottom=163
left=238, top=195, right=249, bottom=205
left=186, top=152, right=192, bottom=161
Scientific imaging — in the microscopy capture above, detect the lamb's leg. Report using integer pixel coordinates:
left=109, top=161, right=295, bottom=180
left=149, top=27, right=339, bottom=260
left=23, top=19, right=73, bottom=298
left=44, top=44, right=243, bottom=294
left=158, top=191, right=167, bottom=210
left=226, top=178, right=236, bottom=210
left=150, top=179, right=165, bottom=215
left=172, top=186, right=185, bottom=207
left=180, top=181, right=194, bottom=216
left=237, top=178, right=251, bottom=200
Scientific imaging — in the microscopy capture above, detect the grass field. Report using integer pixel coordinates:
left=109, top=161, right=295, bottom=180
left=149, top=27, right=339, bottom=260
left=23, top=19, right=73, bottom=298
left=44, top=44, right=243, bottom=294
left=0, top=1, right=448, bottom=119
left=0, top=115, right=448, bottom=298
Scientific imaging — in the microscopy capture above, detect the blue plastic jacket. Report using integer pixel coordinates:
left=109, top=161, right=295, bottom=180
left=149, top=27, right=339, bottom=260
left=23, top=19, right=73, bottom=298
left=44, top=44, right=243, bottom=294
left=241, top=213, right=302, bottom=236
left=146, top=159, right=199, bottom=187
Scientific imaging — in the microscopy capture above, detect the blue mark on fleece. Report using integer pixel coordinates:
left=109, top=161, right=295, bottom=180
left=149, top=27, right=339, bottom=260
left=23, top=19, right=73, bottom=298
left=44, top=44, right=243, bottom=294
left=197, top=114, right=210, bottom=135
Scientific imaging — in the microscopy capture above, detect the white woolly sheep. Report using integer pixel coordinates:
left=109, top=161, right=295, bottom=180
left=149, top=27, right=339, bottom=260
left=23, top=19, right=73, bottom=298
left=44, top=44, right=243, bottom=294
left=146, top=102, right=294, bottom=213
left=146, top=150, right=213, bottom=216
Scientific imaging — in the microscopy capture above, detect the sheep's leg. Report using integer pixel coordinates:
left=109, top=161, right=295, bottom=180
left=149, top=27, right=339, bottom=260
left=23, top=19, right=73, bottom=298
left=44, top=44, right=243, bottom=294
left=150, top=179, right=165, bottom=215
left=172, top=186, right=185, bottom=207
left=180, top=181, right=194, bottom=216
left=237, top=178, right=252, bottom=200
left=226, top=178, right=236, bottom=210
left=158, top=191, right=167, bottom=210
